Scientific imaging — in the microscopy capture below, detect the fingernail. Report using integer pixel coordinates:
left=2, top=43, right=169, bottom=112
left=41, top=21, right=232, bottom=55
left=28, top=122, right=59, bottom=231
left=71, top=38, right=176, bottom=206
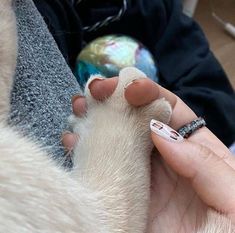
left=72, top=95, right=84, bottom=105
left=88, top=77, right=105, bottom=90
left=150, top=119, right=184, bottom=142
left=124, top=78, right=144, bottom=90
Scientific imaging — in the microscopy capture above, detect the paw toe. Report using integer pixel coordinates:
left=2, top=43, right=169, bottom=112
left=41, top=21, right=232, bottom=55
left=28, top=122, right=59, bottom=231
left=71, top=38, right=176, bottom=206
left=84, top=75, right=106, bottom=105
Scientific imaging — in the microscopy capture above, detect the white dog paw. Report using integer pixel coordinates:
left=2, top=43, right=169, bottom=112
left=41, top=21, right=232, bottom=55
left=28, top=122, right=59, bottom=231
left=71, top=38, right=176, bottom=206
left=84, top=67, right=171, bottom=130
left=71, top=67, right=172, bottom=169
left=69, top=67, right=172, bottom=232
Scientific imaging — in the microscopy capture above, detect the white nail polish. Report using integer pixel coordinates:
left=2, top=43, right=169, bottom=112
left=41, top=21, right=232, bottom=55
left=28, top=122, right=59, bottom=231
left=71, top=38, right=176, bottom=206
left=150, top=119, right=184, bottom=142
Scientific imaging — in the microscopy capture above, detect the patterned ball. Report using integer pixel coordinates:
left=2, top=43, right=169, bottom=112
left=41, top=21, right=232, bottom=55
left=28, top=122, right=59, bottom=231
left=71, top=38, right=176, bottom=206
left=75, top=35, right=159, bottom=87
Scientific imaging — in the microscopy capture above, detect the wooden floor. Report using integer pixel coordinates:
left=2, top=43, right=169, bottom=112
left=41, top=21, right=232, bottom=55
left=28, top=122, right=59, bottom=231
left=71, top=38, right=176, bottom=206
left=194, top=0, right=235, bottom=88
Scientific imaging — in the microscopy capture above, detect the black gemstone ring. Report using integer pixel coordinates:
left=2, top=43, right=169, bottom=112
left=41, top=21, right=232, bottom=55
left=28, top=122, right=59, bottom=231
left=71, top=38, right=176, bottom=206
left=177, top=117, right=206, bottom=138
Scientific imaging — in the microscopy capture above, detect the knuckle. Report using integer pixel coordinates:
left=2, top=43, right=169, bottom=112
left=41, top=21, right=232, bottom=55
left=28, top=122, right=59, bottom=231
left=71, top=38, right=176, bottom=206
left=196, top=144, right=215, bottom=162
left=190, top=144, right=223, bottom=183
left=195, top=143, right=232, bottom=174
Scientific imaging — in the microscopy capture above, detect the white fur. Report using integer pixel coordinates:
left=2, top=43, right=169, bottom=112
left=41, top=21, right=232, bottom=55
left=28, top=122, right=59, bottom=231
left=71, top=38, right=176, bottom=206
left=0, top=1, right=234, bottom=232
left=0, top=0, right=17, bottom=122
left=197, top=210, right=235, bottom=233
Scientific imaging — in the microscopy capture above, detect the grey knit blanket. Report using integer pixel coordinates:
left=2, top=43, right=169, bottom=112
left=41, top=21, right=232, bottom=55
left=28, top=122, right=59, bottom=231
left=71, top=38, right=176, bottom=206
left=10, top=0, right=81, bottom=160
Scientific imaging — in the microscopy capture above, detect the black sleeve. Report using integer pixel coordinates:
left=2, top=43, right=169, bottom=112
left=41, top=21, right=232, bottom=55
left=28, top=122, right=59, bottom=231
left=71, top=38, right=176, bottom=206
left=153, top=0, right=235, bottom=147
left=34, top=0, right=235, bottom=146
left=33, top=0, right=83, bottom=68
left=154, top=0, right=235, bottom=147
left=86, top=0, right=235, bottom=146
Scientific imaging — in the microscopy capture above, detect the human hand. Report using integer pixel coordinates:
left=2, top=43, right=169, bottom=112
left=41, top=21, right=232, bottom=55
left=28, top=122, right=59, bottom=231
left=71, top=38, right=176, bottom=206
left=148, top=85, right=235, bottom=232
left=147, top=83, right=235, bottom=232
left=62, top=77, right=235, bottom=232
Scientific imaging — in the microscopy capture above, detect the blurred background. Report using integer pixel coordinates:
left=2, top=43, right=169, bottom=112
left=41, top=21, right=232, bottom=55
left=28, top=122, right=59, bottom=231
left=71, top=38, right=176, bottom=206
left=183, top=0, right=235, bottom=88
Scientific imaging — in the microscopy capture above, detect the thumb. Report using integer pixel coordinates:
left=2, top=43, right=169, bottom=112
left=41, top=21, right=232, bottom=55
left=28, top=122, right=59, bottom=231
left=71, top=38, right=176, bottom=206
left=150, top=119, right=235, bottom=218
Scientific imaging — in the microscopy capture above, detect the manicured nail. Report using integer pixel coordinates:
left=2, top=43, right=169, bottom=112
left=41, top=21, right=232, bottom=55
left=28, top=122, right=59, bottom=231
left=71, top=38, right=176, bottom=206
left=150, top=119, right=184, bottom=142
left=88, top=77, right=105, bottom=90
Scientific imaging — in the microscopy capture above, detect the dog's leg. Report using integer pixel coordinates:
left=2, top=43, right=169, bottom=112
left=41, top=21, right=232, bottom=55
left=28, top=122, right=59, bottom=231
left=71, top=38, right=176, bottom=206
left=70, top=67, right=172, bottom=232
left=0, top=64, right=171, bottom=232
left=0, top=0, right=17, bottom=122
left=0, top=124, right=111, bottom=233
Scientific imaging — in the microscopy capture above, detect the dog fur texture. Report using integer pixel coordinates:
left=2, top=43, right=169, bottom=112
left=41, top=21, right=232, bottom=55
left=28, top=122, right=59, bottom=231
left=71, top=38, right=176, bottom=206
left=0, top=1, right=234, bottom=232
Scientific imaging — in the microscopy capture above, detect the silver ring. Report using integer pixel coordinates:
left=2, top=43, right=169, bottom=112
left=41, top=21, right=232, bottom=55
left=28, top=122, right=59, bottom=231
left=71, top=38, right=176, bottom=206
left=177, top=117, right=206, bottom=138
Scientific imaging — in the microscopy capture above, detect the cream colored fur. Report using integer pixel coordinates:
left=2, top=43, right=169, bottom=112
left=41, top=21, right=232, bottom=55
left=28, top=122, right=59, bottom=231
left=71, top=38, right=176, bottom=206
left=0, top=0, right=17, bottom=122
left=0, top=1, right=234, bottom=232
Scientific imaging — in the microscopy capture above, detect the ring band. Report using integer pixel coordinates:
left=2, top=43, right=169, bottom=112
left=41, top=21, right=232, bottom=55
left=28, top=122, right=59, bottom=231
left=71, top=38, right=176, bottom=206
left=177, top=117, right=206, bottom=138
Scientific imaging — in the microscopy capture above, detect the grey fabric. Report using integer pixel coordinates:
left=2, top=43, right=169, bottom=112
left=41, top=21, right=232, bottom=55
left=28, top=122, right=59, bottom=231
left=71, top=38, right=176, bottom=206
left=10, top=0, right=81, bottom=160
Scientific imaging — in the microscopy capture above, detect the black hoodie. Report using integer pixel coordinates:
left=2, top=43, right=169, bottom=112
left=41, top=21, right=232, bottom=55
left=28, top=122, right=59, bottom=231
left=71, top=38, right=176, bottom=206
left=33, top=0, right=235, bottom=146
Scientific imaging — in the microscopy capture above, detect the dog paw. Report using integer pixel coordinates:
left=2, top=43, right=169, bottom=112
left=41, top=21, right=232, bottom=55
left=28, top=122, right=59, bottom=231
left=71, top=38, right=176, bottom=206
left=70, top=67, right=172, bottom=172
left=72, top=67, right=171, bottom=133
left=69, top=67, right=172, bottom=232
